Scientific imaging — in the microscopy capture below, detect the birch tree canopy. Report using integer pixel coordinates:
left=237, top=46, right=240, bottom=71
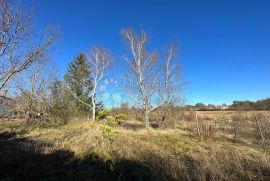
left=0, top=0, right=58, bottom=90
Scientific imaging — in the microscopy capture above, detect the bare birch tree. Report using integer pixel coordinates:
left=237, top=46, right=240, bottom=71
left=0, top=0, right=57, bottom=90
left=88, top=47, right=113, bottom=121
left=122, top=28, right=182, bottom=128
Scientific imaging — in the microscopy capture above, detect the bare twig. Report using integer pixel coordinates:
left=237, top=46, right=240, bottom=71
left=254, top=112, right=265, bottom=142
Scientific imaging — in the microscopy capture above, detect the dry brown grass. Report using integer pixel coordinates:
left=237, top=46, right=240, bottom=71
left=0, top=111, right=270, bottom=180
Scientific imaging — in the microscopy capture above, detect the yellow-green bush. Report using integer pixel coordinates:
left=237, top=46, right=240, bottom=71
left=97, top=110, right=110, bottom=120
left=108, top=119, right=119, bottom=127
left=99, top=121, right=118, bottom=142
left=115, top=113, right=128, bottom=120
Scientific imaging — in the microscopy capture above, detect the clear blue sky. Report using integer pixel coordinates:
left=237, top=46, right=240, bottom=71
left=28, top=0, right=270, bottom=106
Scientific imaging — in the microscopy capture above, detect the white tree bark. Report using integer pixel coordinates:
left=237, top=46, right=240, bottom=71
left=122, top=28, right=182, bottom=128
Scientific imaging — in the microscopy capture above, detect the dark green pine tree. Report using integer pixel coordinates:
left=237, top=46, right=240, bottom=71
left=64, top=53, right=93, bottom=113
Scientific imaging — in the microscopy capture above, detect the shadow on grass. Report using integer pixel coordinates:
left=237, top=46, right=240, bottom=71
left=120, top=121, right=145, bottom=131
left=0, top=131, right=154, bottom=181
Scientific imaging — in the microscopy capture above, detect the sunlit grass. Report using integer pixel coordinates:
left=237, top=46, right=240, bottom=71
left=0, top=116, right=269, bottom=180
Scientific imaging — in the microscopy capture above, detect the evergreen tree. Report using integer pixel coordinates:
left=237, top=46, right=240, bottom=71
left=64, top=53, right=93, bottom=113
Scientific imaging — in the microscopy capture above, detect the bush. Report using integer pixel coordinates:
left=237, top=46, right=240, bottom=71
left=99, top=121, right=118, bottom=142
left=115, top=114, right=128, bottom=120
left=97, top=110, right=110, bottom=120
left=108, top=119, right=120, bottom=127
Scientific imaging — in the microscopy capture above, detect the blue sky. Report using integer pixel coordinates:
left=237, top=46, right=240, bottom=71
left=27, top=0, right=270, bottom=106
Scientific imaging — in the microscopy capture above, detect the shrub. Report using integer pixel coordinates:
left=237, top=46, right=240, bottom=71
left=108, top=119, right=120, bottom=127
left=99, top=121, right=118, bottom=142
left=97, top=110, right=110, bottom=120
left=115, top=114, right=128, bottom=120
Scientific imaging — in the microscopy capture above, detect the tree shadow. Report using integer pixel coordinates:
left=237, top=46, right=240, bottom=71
left=0, top=131, right=154, bottom=181
left=120, top=121, right=145, bottom=131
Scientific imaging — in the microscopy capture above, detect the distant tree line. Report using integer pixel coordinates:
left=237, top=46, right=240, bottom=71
left=183, top=98, right=270, bottom=111
left=230, top=99, right=270, bottom=111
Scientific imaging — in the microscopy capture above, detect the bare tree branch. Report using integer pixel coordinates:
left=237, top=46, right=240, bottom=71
left=0, top=0, right=58, bottom=90
left=87, top=47, right=113, bottom=121
left=122, top=28, right=183, bottom=128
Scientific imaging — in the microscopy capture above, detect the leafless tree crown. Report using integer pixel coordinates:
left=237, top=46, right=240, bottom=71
left=0, top=0, right=57, bottom=90
left=122, top=28, right=183, bottom=127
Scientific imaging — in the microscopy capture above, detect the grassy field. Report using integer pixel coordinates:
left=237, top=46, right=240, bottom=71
left=0, top=111, right=270, bottom=180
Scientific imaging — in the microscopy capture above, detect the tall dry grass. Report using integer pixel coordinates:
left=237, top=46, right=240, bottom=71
left=0, top=112, right=270, bottom=180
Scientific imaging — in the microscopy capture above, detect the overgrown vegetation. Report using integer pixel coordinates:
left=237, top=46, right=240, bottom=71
left=0, top=1, right=269, bottom=180
left=0, top=111, right=270, bottom=180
